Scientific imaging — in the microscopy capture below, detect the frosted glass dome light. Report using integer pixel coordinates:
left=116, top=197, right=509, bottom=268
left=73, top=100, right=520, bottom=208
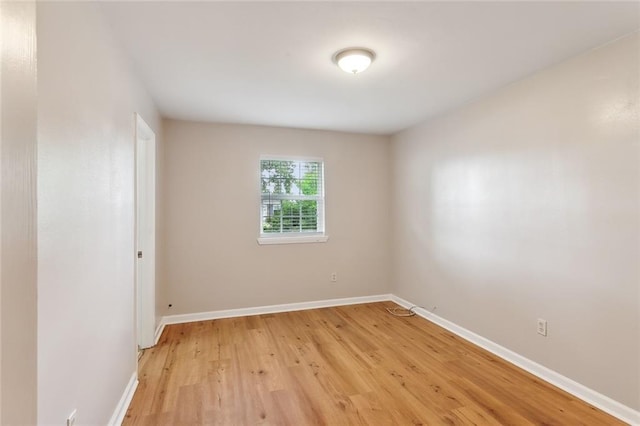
left=333, top=48, right=375, bottom=74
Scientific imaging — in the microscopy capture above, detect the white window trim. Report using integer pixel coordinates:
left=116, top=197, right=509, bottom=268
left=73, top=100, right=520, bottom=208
left=258, top=155, right=328, bottom=245
left=260, top=154, right=324, bottom=162
left=257, top=234, right=329, bottom=245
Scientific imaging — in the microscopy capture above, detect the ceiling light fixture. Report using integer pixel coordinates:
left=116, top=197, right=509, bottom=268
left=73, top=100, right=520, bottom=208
left=333, top=48, right=376, bottom=74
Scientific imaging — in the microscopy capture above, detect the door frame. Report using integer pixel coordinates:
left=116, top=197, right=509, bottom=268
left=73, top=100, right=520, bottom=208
left=135, top=113, right=156, bottom=350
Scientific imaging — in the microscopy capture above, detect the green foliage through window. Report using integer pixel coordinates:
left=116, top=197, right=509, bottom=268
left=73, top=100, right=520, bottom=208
left=261, top=159, right=323, bottom=234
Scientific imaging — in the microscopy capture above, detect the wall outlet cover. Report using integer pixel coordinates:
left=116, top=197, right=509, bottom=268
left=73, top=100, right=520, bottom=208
left=537, top=318, right=548, bottom=336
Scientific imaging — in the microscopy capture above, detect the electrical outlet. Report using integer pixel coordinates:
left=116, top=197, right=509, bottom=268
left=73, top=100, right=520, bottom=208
left=67, top=409, right=77, bottom=426
left=330, top=272, right=337, bottom=282
left=537, top=318, right=548, bottom=336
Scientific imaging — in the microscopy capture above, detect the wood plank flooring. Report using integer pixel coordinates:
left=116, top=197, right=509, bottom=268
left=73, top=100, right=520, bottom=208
left=124, top=302, right=623, bottom=425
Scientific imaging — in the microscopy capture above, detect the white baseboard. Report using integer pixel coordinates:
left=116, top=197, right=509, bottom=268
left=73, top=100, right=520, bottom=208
left=154, top=322, right=165, bottom=345
left=107, top=372, right=138, bottom=426
left=155, top=293, right=638, bottom=424
left=161, top=294, right=391, bottom=326
left=390, top=294, right=640, bottom=425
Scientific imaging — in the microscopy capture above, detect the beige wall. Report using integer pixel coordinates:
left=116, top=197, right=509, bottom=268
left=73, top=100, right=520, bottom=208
left=391, top=33, right=639, bottom=409
left=0, top=1, right=38, bottom=423
left=161, top=120, right=390, bottom=315
left=37, top=3, right=160, bottom=424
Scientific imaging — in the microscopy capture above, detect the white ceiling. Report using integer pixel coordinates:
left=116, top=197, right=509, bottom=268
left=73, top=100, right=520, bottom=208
left=100, top=2, right=639, bottom=135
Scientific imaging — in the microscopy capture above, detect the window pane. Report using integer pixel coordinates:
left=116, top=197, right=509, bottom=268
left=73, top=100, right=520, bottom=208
left=299, top=162, right=320, bottom=196
left=261, top=160, right=296, bottom=194
left=260, top=159, right=323, bottom=235
left=261, top=160, right=322, bottom=196
left=261, top=200, right=281, bottom=233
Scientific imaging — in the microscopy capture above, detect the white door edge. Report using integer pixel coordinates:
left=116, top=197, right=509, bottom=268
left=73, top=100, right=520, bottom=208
left=135, top=113, right=156, bottom=350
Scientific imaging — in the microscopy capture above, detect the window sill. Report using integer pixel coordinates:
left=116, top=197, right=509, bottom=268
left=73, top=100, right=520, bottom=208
left=257, top=235, right=329, bottom=245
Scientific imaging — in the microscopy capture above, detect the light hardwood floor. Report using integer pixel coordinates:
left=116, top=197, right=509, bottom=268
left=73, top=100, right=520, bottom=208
left=124, top=302, right=623, bottom=425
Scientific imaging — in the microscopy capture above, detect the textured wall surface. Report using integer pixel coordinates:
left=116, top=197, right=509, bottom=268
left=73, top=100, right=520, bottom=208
left=391, top=33, right=639, bottom=409
left=161, top=120, right=391, bottom=315
left=37, top=3, right=160, bottom=424
left=0, top=1, right=38, bottom=423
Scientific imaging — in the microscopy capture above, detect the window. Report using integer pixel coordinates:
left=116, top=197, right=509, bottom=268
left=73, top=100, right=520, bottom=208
left=258, top=157, right=328, bottom=245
